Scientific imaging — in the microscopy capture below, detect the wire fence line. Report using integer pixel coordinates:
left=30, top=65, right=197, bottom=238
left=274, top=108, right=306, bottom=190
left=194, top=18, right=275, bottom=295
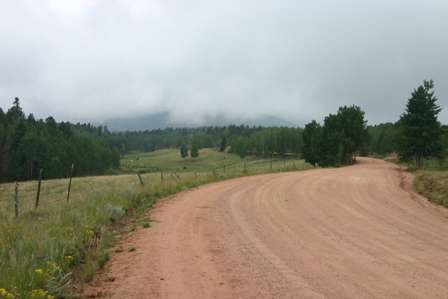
left=0, top=158, right=310, bottom=219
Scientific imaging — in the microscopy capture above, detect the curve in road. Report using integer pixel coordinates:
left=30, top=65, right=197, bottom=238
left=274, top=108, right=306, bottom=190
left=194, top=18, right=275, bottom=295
left=87, top=158, right=448, bottom=299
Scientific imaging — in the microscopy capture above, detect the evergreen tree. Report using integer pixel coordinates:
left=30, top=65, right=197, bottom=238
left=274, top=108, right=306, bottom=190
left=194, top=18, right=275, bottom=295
left=336, top=105, right=368, bottom=164
left=303, top=105, right=367, bottom=167
left=0, top=98, right=120, bottom=182
left=397, top=80, right=443, bottom=167
left=302, top=120, right=322, bottom=166
left=180, top=144, right=188, bottom=158
left=320, top=113, right=343, bottom=166
left=0, top=108, right=7, bottom=179
left=190, top=142, right=199, bottom=158
left=6, top=97, right=24, bottom=123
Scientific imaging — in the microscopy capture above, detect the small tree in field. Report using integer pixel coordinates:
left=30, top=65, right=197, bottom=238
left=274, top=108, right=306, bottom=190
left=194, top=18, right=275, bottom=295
left=180, top=144, right=188, bottom=158
left=190, top=142, right=199, bottom=158
left=397, top=80, right=443, bottom=168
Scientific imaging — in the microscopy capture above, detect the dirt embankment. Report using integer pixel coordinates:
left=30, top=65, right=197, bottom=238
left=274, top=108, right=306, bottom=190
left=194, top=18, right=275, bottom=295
left=85, top=158, right=448, bottom=299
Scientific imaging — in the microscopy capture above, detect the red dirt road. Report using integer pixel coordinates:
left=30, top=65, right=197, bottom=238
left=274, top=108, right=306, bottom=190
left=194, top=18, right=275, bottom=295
left=87, top=158, right=448, bottom=298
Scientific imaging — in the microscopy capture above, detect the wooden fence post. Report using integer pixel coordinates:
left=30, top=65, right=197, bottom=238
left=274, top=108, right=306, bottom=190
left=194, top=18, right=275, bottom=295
left=35, top=168, right=43, bottom=209
left=137, top=172, right=144, bottom=186
left=14, top=182, right=19, bottom=217
left=161, top=170, right=164, bottom=183
left=66, top=164, right=74, bottom=202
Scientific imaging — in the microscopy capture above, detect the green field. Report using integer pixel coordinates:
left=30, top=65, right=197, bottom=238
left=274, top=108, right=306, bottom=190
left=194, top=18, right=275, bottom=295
left=121, top=148, right=243, bottom=172
left=0, top=148, right=311, bottom=299
left=0, top=149, right=308, bottom=216
left=120, top=148, right=302, bottom=173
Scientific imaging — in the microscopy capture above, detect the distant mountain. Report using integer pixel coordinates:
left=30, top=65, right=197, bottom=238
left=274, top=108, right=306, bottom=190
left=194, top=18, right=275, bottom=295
left=102, top=112, right=173, bottom=132
left=102, top=111, right=297, bottom=131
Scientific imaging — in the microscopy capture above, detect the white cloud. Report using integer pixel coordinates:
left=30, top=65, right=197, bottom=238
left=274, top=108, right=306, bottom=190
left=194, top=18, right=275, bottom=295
left=0, top=0, right=447, bottom=124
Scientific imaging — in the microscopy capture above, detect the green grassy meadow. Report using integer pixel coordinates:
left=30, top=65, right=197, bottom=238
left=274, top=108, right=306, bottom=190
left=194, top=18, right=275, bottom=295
left=120, top=148, right=306, bottom=173
left=121, top=148, right=243, bottom=172
left=0, top=148, right=311, bottom=299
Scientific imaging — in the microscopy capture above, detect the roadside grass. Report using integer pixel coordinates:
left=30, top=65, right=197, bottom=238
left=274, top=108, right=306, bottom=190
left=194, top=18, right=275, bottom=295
left=0, top=148, right=312, bottom=298
left=393, top=157, right=448, bottom=209
left=414, top=170, right=448, bottom=208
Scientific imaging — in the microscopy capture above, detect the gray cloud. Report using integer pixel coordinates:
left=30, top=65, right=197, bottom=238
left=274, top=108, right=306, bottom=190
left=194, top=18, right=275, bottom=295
left=0, top=0, right=447, bottom=125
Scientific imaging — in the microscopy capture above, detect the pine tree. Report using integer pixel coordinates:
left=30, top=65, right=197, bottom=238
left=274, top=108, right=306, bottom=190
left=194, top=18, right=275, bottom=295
left=302, top=120, right=322, bottom=166
left=6, top=97, right=24, bottom=123
left=180, top=144, right=188, bottom=158
left=336, top=105, right=368, bottom=164
left=190, top=142, right=199, bottom=158
left=0, top=99, right=121, bottom=182
left=303, top=106, right=367, bottom=167
left=397, top=80, right=443, bottom=167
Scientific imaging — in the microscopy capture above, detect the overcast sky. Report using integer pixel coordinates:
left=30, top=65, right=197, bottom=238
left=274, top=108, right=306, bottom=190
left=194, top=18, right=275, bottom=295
left=0, top=0, right=447, bottom=125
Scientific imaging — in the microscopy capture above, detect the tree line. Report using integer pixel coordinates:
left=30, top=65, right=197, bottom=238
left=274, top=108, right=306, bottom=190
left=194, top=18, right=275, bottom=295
left=2, top=79, right=446, bottom=183
left=0, top=98, right=120, bottom=182
left=230, top=127, right=303, bottom=158
left=102, top=125, right=266, bottom=154
left=100, top=80, right=447, bottom=169
left=302, top=80, right=447, bottom=167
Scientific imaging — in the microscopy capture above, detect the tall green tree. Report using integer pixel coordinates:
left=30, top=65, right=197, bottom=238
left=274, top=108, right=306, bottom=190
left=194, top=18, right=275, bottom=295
left=190, top=142, right=199, bottom=158
left=180, top=144, right=188, bottom=158
left=302, top=120, right=322, bottom=166
left=0, top=108, right=7, bottom=179
left=335, top=105, right=368, bottom=164
left=303, top=105, right=367, bottom=167
left=397, top=80, right=443, bottom=167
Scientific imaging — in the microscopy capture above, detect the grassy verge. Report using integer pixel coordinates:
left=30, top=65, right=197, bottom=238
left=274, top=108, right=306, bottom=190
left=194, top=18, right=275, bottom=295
left=389, top=156, right=448, bottom=209
left=414, top=170, right=448, bottom=208
left=0, top=150, right=311, bottom=299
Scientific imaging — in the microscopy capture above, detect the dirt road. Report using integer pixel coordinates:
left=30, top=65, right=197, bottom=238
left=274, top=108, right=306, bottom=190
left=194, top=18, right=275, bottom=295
left=87, top=158, right=448, bottom=298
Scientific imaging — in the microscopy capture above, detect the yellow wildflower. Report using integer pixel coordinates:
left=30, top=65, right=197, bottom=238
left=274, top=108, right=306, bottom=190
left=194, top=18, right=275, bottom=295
left=0, top=288, right=15, bottom=299
left=30, top=289, right=53, bottom=299
left=64, top=255, right=73, bottom=262
left=34, top=268, right=44, bottom=275
left=46, top=261, right=62, bottom=274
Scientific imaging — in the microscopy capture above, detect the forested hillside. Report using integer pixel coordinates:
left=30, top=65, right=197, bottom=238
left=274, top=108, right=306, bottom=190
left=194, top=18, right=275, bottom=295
left=0, top=99, right=120, bottom=182
left=103, top=125, right=304, bottom=158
